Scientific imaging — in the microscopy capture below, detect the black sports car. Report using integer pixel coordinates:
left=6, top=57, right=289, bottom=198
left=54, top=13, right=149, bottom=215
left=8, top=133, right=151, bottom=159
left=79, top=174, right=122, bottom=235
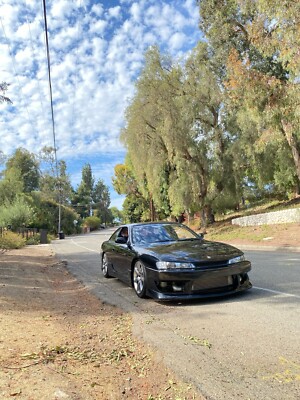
left=100, top=222, right=252, bottom=300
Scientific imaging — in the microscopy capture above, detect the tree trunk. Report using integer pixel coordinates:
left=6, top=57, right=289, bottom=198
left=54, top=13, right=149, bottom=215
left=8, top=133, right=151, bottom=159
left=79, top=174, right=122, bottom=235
left=281, top=120, right=300, bottom=183
left=149, top=195, right=156, bottom=221
left=200, top=205, right=215, bottom=229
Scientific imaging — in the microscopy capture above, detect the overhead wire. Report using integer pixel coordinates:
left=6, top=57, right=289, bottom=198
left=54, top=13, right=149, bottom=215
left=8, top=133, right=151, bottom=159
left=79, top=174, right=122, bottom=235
left=41, top=0, right=58, bottom=174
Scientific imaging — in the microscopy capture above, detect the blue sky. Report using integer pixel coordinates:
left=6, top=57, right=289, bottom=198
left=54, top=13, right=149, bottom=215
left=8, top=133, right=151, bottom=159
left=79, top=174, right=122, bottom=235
left=0, top=0, right=201, bottom=209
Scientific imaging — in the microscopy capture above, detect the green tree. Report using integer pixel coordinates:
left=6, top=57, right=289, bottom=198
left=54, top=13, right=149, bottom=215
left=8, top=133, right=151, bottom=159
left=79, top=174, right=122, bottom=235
left=199, top=0, right=300, bottom=195
left=110, top=206, right=123, bottom=223
left=0, top=167, right=24, bottom=204
left=112, top=160, right=151, bottom=220
left=0, top=196, right=34, bottom=229
left=39, top=147, right=73, bottom=204
left=5, top=148, right=40, bottom=193
left=29, top=192, right=79, bottom=234
left=73, top=163, right=94, bottom=218
left=92, top=179, right=111, bottom=225
left=121, top=45, right=240, bottom=225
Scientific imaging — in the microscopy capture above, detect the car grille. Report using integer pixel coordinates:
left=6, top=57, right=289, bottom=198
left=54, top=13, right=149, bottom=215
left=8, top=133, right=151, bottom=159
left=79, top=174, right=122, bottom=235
left=194, top=260, right=229, bottom=269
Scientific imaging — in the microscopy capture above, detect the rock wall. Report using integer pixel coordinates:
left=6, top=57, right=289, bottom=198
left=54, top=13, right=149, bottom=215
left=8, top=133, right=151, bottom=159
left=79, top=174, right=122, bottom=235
left=232, top=208, right=300, bottom=226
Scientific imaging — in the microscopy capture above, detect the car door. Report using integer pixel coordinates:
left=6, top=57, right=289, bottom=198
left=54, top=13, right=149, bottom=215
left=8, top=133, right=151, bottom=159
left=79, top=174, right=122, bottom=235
left=112, top=226, right=135, bottom=284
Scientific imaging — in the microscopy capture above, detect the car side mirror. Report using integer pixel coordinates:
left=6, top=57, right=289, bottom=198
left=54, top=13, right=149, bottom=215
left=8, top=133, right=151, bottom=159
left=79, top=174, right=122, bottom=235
left=115, top=237, right=127, bottom=244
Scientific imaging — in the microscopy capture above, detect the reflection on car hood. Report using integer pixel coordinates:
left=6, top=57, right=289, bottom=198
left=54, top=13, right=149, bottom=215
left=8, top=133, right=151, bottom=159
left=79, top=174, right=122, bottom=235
left=137, top=240, right=242, bottom=262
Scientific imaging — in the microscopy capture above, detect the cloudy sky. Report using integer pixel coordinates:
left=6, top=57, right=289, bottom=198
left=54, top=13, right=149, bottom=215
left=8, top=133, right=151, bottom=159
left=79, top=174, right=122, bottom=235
left=0, top=0, right=201, bottom=208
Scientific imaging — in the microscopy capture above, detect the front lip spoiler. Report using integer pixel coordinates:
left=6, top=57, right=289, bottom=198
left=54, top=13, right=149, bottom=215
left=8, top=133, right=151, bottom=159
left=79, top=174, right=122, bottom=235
left=146, top=281, right=252, bottom=301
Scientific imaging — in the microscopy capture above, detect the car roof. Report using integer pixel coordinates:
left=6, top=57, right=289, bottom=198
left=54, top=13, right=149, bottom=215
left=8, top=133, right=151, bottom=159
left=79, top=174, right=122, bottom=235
left=122, top=221, right=181, bottom=228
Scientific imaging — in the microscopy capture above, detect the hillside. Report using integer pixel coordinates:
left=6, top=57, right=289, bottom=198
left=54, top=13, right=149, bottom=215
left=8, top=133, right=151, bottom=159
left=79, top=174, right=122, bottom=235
left=196, top=198, right=300, bottom=249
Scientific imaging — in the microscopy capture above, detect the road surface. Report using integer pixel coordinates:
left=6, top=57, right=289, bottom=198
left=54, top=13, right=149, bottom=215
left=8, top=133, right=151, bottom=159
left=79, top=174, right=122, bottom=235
left=51, top=230, right=300, bottom=400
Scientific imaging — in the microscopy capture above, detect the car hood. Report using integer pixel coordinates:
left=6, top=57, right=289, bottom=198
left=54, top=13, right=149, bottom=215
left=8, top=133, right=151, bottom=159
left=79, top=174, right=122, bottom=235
left=136, top=239, right=242, bottom=262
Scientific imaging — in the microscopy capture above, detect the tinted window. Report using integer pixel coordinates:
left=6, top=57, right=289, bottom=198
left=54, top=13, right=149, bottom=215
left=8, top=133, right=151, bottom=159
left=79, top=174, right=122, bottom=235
left=132, top=224, right=199, bottom=244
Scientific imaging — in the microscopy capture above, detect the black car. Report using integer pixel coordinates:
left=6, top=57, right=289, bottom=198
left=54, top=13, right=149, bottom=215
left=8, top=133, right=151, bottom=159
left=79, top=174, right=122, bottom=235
left=100, top=222, right=252, bottom=300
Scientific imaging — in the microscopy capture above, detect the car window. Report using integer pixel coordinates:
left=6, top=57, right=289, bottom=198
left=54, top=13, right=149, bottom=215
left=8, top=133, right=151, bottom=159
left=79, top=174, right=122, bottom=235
left=118, top=227, right=129, bottom=242
left=109, top=228, right=121, bottom=241
left=172, top=225, right=199, bottom=240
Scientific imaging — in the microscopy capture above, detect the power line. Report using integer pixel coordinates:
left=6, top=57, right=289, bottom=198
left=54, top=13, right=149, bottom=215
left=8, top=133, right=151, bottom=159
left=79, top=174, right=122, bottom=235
left=41, top=0, right=58, bottom=174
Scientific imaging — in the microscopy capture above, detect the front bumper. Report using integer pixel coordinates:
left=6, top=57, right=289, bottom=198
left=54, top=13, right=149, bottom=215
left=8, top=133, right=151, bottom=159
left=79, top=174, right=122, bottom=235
left=145, top=261, right=252, bottom=300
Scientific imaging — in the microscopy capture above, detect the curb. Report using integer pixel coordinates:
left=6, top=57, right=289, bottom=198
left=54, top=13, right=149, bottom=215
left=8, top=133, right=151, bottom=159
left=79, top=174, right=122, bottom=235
left=225, top=243, right=300, bottom=253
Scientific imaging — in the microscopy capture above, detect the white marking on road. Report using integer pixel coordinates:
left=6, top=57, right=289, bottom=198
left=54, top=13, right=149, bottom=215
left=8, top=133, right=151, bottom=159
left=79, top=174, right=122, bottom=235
left=70, top=239, right=99, bottom=253
left=253, top=286, right=300, bottom=299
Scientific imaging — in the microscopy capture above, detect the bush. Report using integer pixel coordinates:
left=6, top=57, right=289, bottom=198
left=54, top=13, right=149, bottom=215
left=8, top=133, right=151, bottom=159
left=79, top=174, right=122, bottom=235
left=83, top=216, right=101, bottom=231
left=26, top=234, right=41, bottom=245
left=0, top=231, right=26, bottom=250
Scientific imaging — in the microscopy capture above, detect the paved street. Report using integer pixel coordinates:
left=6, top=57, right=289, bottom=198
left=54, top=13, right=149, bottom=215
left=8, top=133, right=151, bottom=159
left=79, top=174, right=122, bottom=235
left=51, top=231, right=300, bottom=400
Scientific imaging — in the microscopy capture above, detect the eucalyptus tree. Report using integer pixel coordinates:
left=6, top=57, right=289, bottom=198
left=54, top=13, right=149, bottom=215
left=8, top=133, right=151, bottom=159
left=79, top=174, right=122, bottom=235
left=181, top=42, right=242, bottom=218
left=199, top=0, right=300, bottom=195
left=121, top=47, right=181, bottom=219
left=122, top=45, right=240, bottom=225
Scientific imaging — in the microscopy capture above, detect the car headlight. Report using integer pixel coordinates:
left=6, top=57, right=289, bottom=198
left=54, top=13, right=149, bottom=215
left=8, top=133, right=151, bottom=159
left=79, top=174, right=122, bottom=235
left=156, top=261, right=195, bottom=270
left=228, top=255, right=245, bottom=265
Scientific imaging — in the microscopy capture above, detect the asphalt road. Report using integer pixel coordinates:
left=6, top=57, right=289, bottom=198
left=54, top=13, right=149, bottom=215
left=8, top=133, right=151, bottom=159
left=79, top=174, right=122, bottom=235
left=51, top=230, right=300, bottom=400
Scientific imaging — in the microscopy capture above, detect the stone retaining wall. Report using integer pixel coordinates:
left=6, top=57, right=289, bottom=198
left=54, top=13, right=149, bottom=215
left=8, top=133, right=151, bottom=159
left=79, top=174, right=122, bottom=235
left=232, top=208, right=300, bottom=226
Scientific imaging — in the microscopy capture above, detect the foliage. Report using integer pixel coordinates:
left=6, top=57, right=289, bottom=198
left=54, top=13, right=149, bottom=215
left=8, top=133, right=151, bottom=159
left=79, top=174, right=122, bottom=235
left=0, top=231, right=26, bottom=250
left=93, top=179, right=111, bottom=224
left=39, top=147, right=73, bottom=205
left=83, top=216, right=101, bottom=231
left=29, top=192, right=79, bottom=234
left=71, top=164, right=111, bottom=222
left=110, top=206, right=124, bottom=223
left=0, top=167, right=24, bottom=204
left=5, top=148, right=40, bottom=192
left=112, top=162, right=138, bottom=196
left=199, top=0, right=300, bottom=193
left=122, top=194, right=150, bottom=223
left=0, top=196, right=35, bottom=229
left=121, top=45, right=241, bottom=225
left=25, top=234, right=42, bottom=245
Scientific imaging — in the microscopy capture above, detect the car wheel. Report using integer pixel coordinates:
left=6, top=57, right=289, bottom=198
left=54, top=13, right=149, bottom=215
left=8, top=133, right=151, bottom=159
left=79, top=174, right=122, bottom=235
left=133, top=260, right=147, bottom=298
left=102, top=253, right=111, bottom=278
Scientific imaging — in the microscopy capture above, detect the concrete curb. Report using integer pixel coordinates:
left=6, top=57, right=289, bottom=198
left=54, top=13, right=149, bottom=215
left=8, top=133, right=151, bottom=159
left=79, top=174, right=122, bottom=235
left=225, top=243, right=300, bottom=253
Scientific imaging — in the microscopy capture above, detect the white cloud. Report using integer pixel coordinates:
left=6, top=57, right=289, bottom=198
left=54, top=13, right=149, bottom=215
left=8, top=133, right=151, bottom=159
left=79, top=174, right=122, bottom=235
left=107, top=6, right=122, bottom=19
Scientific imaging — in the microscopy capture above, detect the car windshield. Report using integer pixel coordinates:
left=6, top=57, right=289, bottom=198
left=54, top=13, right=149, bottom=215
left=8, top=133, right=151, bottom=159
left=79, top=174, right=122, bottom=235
left=132, top=223, right=200, bottom=245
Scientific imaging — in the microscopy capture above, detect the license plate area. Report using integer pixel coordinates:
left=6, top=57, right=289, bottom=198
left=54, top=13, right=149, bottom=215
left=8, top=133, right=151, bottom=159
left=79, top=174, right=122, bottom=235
left=192, top=275, right=233, bottom=291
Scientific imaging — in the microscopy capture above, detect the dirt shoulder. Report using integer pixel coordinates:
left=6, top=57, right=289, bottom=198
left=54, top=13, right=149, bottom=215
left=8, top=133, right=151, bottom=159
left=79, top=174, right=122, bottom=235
left=204, top=222, right=300, bottom=251
left=0, top=246, right=203, bottom=400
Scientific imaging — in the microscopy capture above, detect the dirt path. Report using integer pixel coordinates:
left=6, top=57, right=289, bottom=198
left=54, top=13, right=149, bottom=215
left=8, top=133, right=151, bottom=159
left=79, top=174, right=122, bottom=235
left=0, top=246, right=203, bottom=400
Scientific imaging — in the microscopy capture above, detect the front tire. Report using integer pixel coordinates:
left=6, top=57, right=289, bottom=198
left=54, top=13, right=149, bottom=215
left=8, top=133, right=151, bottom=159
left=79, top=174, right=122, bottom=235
left=133, top=260, right=147, bottom=298
left=102, top=253, right=111, bottom=278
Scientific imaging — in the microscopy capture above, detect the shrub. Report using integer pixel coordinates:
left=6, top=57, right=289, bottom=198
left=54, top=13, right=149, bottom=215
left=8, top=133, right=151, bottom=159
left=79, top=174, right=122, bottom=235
left=83, top=216, right=101, bottom=231
left=0, top=231, right=26, bottom=250
left=26, top=234, right=41, bottom=245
